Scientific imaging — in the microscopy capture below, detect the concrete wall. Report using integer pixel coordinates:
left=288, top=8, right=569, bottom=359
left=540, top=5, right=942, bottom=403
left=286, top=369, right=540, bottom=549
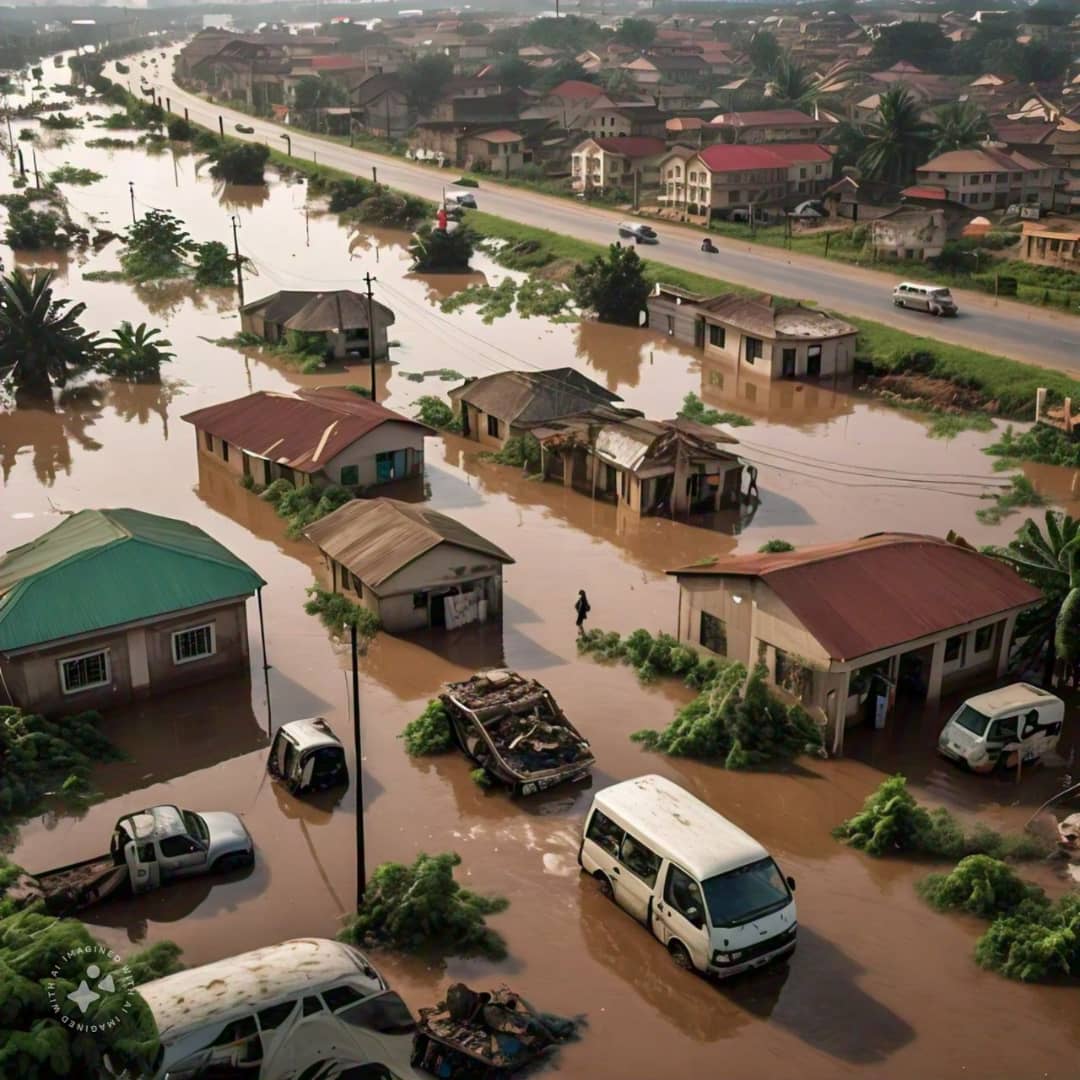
left=1, top=599, right=251, bottom=716
left=323, top=421, right=426, bottom=489
left=647, top=293, right=701, bottom=345
left=703, top=322, right=855, bottom=379
left=457, top=402, right=508, bottom=448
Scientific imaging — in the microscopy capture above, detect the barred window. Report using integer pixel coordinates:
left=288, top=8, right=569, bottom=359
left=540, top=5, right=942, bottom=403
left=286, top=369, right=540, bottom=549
left=60, top=650, right=110, bottom=694
left=172, top=624, right=216, bottom=665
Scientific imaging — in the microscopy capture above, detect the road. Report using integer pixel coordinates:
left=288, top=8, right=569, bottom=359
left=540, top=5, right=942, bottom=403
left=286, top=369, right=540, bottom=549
left=135, top=52, right=1080, bottom=377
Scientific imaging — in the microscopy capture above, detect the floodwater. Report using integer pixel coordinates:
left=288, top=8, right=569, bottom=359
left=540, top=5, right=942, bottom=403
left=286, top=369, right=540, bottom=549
left=3, top=53, right=1080, bottom=1080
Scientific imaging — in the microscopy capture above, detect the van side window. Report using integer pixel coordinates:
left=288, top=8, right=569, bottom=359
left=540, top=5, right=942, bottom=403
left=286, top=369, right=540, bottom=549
left=257, top=1001, right=296, bottom=1030
left=302, top=995, right=326, bottom=1017
left=664, top=865, right=705, bottom=929
left=586, top=809, right=624, bottom=857
left=1021, top=709, right=1039, bottom=738
left=619, top=834, right=661, bottom=886
left=209, top=1015, right=264, bottom=1066
left=339, top=990, right=417, bottom=1035
left=322, top=984, right=366, bottom=1012
left=992, top=715, right=1019, bottom=742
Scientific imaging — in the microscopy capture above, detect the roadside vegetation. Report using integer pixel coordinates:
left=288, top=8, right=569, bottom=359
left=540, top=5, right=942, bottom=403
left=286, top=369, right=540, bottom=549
left=338, top=851, right=508, bottom=960
left=402, top=700, right=455, bottom=756
left=409, top=222, right=475, bottom=271
left=985, top=423, right=1080, bottom=470
left=571, top=244, right=651, bottom=326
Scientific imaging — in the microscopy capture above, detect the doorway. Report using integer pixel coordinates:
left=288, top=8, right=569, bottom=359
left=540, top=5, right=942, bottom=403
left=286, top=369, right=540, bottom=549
left=781, top=347, right=796, bottom=378
left=807, top=345, right=822, bottom=377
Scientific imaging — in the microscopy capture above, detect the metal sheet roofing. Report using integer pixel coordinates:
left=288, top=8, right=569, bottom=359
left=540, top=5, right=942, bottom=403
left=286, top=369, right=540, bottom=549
left=242, top=290, right=395, bottom=332
left=181, top=389, right=429, bottom=474
left=0, top=509, right=265, bottom=652
left=448, top=368, right=621, bottom=427
left=304, top=498, right=513, bottom=588
left=668, top=533, right=1041, bottom=662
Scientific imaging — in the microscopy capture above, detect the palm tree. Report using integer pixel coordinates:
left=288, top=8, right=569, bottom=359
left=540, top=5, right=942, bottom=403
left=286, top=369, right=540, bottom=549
left=989, top=510, right=1080, bottom=684
left=857, top=86, right=934, bottom=185
left=98, top=321, right=174, bottom=383
left=0, top=268, right=98, bottom=403
left=931, top=101, right=993, bottom=155
left=765, top=54, right=818, bottom=111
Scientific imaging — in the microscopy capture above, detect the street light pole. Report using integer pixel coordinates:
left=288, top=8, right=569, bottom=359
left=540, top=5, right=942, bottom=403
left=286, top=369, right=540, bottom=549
left=350, top=621, right=366, bottom=906
left=280, top=132, right=291, bottom=157
left=363, top=271, right=378, bottom=403
left=128, top=181, right=136, bottom=225
left=231, top=215, right=245, bottom=305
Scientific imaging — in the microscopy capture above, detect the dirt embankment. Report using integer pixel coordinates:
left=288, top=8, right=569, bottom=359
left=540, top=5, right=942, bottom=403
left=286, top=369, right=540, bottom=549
left=859, top=373, right=997, bottom=415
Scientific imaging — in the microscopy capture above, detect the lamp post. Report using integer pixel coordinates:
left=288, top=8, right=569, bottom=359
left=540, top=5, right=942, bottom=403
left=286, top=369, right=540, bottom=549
left=280, top=132, right=291, bottom=157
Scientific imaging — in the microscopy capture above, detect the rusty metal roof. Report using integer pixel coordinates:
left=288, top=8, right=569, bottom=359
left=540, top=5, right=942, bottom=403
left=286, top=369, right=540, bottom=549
left=449, top=368, right=621, bottom=427
left=304, top=498, right=513, bottom=588
left=181, top=389, right=430, bottom=474
left=668, top=533, right=1042, bottom=661
left=242, top=290, right=395, bottom=332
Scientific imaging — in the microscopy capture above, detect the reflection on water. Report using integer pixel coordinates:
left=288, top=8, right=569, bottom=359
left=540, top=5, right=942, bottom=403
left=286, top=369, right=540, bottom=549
left=0, top=385, right=104, bottom=484
left=216, top=180, right=271, bottom=210
left=408, top=270, right=489, bottom=303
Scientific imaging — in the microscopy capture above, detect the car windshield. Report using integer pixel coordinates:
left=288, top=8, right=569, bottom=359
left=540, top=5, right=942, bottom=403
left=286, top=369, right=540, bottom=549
left=932, top=289, right=953, bottom=299
left=639, top=226, right=656, bottom=236
left=182, top=810, right=209, bottom=844
left=952, top=705, right=990, bottom=737
left=701, top=857, right=791, bottom=928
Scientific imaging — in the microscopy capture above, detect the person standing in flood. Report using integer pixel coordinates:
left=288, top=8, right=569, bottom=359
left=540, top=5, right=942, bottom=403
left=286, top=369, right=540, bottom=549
left=575, top=590, right=591, bottom=634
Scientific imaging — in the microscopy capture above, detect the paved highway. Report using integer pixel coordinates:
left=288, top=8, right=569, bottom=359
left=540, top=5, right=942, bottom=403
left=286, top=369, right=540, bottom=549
left=132, top=51, right=1080, bottom=377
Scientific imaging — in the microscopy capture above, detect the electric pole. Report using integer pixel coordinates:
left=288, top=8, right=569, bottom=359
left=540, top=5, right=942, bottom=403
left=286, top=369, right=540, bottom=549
left=363, top=272, right=378, bottom=403
left=31, top=147, right=39, bottom=189
left=231, top=215, right=245, bottom=305
left=350, top=621, right=366, bottom=906
left=128, top=181, right=136, bottom=225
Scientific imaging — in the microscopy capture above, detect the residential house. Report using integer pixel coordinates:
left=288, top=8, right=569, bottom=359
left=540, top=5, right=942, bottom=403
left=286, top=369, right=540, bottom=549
left=1049, top=116, right=1080, bottom=212
left=0, top=509, right=265, bottom=716
left=666, top=533, right=1042, bottom=751
left=461, top=129, right=528, bottom=173
left=449, top=368, right=623, bottom=449
left=914, top=146, right=1056, bottom=211
left=239, top=290, right=395, bottom=361
left=527, top=79, right=606, bottom=130
left=1019, top=218, right=1080, bottom=269
left=571, top=136, right=667, bottom=195
left=533, top=415, right=748, bottom=517
left=870, top=208, right=947, bottom=260
left=581, top=101, right=668, bottom=140
left=350, top=73, right=411, bottom=138
left=621, top=53, right=709, bottom=88
left=647, top=286, right=858, bottom=380
left=304, top=498, right=513, bottom=633
left=708, top=109, right=832, bottom=144
left=192, top=39, right=292, bottom=109
left=182, top=388, right=431, bottom=491
left=822, top=175, right=903, bottom=221
left=176, top=28, right=236, bottom=80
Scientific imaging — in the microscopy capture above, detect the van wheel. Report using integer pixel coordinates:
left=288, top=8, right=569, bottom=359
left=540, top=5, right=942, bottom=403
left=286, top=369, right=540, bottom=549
left=669, top=941, right=693, bottom=971
left=593, top=871, right=613, bottom=900
left=213, top=851, right=253, bottom=873
left=893, top=298, right=903, bottom=307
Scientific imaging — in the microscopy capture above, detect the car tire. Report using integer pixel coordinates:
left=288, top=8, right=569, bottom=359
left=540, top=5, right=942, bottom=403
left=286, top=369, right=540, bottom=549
left=593, top=871, right=613, bottom=900
left=213, top=851, right=254, bottom=874
left=669, top=941, right=693, bottom=971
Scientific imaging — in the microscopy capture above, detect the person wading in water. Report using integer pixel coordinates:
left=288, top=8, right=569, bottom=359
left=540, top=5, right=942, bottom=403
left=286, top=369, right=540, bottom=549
left=575, top=590, right=591, bottom=635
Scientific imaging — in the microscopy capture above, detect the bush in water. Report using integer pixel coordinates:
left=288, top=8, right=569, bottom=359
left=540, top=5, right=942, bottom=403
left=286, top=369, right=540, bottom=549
left=401, top=700, right=455, bottom=756
left=919, top=855, right=1045, bottom=918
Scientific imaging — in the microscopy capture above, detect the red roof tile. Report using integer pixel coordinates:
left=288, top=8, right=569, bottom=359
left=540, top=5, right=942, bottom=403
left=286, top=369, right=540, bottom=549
left=547, top=80, right=604, bottom=100
left=669, top=533, right=1041, bottom=661
left=901, top=185, right=950, bottom=200
left=696, top=143, right=830, bottom=172
left=592, top=136, right=666, bottom=158
left=712, top=109, right=821, bottom=127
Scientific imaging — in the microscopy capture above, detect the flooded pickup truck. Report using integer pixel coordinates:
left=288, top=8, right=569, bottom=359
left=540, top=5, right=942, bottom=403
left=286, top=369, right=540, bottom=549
left=20, top=804, right=254, bottom=915
left=440, top=670, right=594, bottom=795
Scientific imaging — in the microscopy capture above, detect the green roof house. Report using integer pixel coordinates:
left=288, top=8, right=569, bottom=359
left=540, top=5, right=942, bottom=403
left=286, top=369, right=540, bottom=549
left=0, top=509, right=266, bottom=716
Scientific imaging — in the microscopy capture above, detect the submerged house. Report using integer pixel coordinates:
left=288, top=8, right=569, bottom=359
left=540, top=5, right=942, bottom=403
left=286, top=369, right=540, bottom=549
left=533, top=414, right=751, bottom=517
left=647, top=286, right=858, bottom=380
left=449, top=368, right=622, bottom=449
left=667, top=533, right=1042, bottom=753
left=0, top=509, right=265, bottom=716
left=304, top=498, right=513, bottom=633
left=182, top=388, right=432, bottom=491
left=239, top=290, right=396, bottom=360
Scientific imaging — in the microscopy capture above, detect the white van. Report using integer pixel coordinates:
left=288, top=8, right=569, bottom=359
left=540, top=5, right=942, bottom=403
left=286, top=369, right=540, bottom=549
left=938, top=683, right=1065, bottom=773
left=892, top=281, right=958, bottom=316
left=579, top=775, right=797, bottom=977
left=136, top=938, right=418, bottom=1079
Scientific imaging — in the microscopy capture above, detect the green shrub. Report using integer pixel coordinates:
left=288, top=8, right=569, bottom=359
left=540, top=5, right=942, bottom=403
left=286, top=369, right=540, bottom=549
left=39, top=112, right=82, bottom=130
left=402, top=700, right=454, bottom=756
left=352, top=191, right=429, bottom=228
left=758, top=539, right=794, bottom=553
left=470, top=767, right=493, bottom=788
left=485, top=434, right=541, bottom=470
left=260, top=478, right=295, bottom=504
left=409, top=223, right=475, bottom=272
left=976, top=475, right=1046, bottom=525
left=678, top=391, right=753, bottom=428
left=414, top=395, right=460, bottom=431
left=919, top=855, right=1044, bottom=918
left=304, top=586, right=380, bottom=640
left=338, top=852, right=508, bottom=959
left=327, top=177, right=375, bottom=212
left=975, top=894, right=1080, bottom=982
left=985, top=423, right=1080, bottom=469
left=166, top=116, right=193, bottom=141
left=207, top=142, right=269, bottom=184
left=193, top=240, right=235, bottom=286
left=49, top=165, right=103, bottom=185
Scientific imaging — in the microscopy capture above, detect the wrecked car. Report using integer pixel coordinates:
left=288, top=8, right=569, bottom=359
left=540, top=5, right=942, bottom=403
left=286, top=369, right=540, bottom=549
left=411, top=983, right=576, bottom=1079
left=440, top=670, right=594, bottom=795
left=267, top=717, right=348, bottom=796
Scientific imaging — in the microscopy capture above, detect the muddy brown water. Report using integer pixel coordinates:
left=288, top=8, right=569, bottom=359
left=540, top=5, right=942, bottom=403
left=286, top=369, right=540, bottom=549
left=3, top=56, right=1080, bottom=1079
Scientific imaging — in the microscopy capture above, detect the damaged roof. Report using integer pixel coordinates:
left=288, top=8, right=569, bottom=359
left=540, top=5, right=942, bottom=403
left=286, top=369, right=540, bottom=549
left=304, top=498, right=513, bottom=588
left=448, top=368, right=621, bottom=427
left=594, top=416, right=740, bottom=472
left=242, top=290, right=395, bottom=332
left=696, top=293, right=857, bottom=341
left=668, top=533, right=1042, bottom=662
left=181, top=388, right=430, bottom=474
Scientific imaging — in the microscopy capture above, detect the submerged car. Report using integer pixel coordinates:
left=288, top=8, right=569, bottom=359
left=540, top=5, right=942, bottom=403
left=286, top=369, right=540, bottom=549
left=267, top=717, right=348, bottom=796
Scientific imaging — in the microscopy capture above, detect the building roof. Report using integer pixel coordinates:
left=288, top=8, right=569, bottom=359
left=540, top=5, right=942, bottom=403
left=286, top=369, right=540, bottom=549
left=304, top=497, right=513, bottom=588
left=0, top=509, right=264, bottom=653
left=309, top=54, right=366, bottom=71
left=696, top=143, right=830, bottom=173
left=351, top=72, right=405, bottom=104
left=471, top=128, right=524, bottom=144
left=546, top=79, right=605, bottom=100
left=449, top=368, right=621, bottom=427
left=242, top=290, right=394, bottom=332
left=711, top=108, right=822, bottom=128
left=593, top=416, right=739, bottom=472
left=751, top=142, right=833, bottom=164
left=900, top=185, right=950, bottom=200
left=668, top=533, right=1042, bottom=662
left=917, top=146, right=1043, bottom=174
left=181, top=389, right=429, bottom=475
left=590, top=136, right=667, bottom=158
left=696, top=293, right=856, bottom=341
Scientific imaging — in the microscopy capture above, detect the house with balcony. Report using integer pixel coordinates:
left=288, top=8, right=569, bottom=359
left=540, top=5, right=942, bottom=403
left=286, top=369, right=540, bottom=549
left=580, top=100, right=668, bottom=140
left=914, top=146, right=1056, bottom=211
left=571, top=136, right=667, bottom=195
left=708, top=109, right=832, bottom=144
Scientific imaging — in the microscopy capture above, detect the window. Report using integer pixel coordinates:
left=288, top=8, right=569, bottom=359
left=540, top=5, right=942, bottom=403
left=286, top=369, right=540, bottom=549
left=974, top=625, right=994, bottom=653
left=221, top=440, right=230, bottom=463
left=701, top=857, right=791, bottom=927
left=708, top=324, right=725, bottom=348
left=257, top=1002, right=297, bottom=1031
left=172, top=624, right=216, bottom=665
left=208, top=1015, right=263, bottom=1066
left=944, top=634, right=964, bottom=664
left=338, top=991, right=416, bottom=1035
left=666, top=315, right=675, bottom=335
left=799, top=167, right=807, bottom=179
left=585, top=808, right=624, bottom=857
left=699, top=611, right=727, bottom=654
left=340, top=464, right=359, bottom=486
left=745, top=336, right=763, bottom=364
left=203, top=430, right=213, bottom=452
left=664, top=865, right=705, bottom=928
left=322, top=985, right=367, bottom=1012
left=1020, top=709, right=1039, bottom=739
left=301, top=996, right=325, bottom=1017
left=486, top=414, right=500, bottom=438
left=619, top=833, right=661, bottom=886
left=413, top=591, right=427, bottom=610
left=991, top=715, right=1019, bottom=743
left=60, top=650, right=110, bottom=695
left=159, top=834, right=202, bottom=857
left=969, top=175, right=980, bottom=185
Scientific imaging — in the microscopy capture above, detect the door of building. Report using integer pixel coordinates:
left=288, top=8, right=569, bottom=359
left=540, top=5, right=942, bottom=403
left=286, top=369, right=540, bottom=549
left=807, top=345, right=822, bottom=377
left=781, top=348, right=796, bottom=378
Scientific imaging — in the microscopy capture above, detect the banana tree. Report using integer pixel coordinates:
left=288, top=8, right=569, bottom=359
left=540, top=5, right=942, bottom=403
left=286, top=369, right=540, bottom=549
left=98, top=321, right=174, bottom=383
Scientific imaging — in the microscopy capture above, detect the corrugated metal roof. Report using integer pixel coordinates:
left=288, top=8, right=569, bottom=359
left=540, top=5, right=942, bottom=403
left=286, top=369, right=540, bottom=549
left=449, top=368, right=620, bottom=427
left=0, top=509, right=265, bottom=652
left=668, top=533, right=1041, bottom=661
left=242, top=290, right=395, bottom=332
left=304, top=498, right=513, bottom=588
left=181, top=389, right=429, bottom=474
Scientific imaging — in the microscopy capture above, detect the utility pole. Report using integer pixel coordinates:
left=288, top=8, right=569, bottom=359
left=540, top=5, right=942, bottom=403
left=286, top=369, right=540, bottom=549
left=128, top=181, right=136, bottom=225
left=218, top=114, right=224, bottom=139
left=231, top=215, right=245, bottom=305
left=350, top=621, right=366, bottom=906
left=31, top=148, right=40, bottom=189
left=372, top=165, right=377, bottom=185
left=363, top=272, right=378, bottom=403
left=16, top=146, right=25, bottom=178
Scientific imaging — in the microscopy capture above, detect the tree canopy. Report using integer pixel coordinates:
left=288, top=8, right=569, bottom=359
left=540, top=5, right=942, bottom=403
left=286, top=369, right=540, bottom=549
left=858, top=86, right=934, bottom=184
left=207, top=143, right=270, bottom=185
left=571, top=243, right=650, bottom=326
left=747, top=29, right=782, bottom=74
left=400, top=53, right=453, bottom=113
left=522, top=14, right=601, bottom=50
left=409, top=223, right=475, bottom=272
left=931, top=101, right=993, bottom=155
left=871, top=21, right=952, bottom=71
left=614, top=17, right=657, bottom=49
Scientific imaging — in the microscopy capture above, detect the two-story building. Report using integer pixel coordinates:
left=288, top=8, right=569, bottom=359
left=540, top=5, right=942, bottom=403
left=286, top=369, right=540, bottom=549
left=708, top=108, right=832, bottom=144
left=914, top=146, right=1056, bottom=211
left=572, top=136, right=667, bottom=195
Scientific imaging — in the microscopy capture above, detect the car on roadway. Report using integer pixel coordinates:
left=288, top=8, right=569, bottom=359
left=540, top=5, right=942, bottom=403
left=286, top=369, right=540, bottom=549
left=445, top=190, right=477, bottom=209
left=617, top=221, right=659, bottom=244
left=892, top=281, right=958, bottom=317
left=235, top=123, right=255, bottom=134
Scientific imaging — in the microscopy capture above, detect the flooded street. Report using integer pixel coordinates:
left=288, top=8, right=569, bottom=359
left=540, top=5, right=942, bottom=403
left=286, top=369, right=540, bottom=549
left=3, top=52, right=1080, bottom=1080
